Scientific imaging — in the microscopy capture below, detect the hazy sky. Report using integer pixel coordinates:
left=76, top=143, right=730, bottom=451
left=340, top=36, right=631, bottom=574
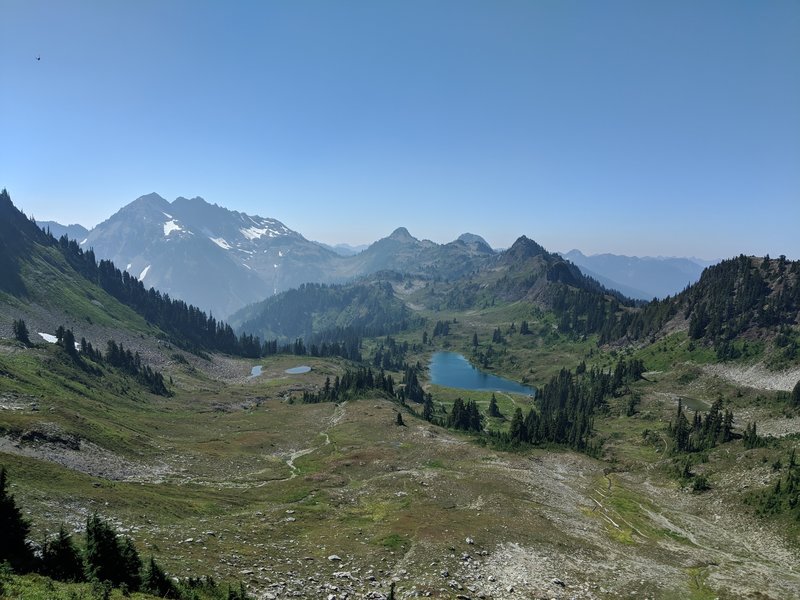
left=2, top=1, right=798, bottom=259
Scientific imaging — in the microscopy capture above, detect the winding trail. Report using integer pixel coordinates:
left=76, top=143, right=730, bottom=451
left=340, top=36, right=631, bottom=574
left=279, top=402, right=343, bottom=480
left=498, top=391, right=518, bottom=407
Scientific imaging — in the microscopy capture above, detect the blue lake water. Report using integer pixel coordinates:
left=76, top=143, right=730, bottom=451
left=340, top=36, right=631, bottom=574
left=429, top=352, right=535, bottom=395
left=285, top=365, right=312, bottom=374
left=249, top=366, right=263, bottom=378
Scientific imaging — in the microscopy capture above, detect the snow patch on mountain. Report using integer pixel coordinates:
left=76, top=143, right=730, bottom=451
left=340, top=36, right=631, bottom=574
left=37, top=332, right=80, bottom=351
left=163, top=220, right=183, bottom=236
left=210, top=237, right=232, bottom=250
left=240, top=225, right=284, bottom=240
left=80, top=238, right=88, bottom=246
left=139, top=265, right=151, bottom=280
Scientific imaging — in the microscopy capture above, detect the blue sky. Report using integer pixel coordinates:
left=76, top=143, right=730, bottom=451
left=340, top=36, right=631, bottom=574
left=2, top=1, right=798, bottom=259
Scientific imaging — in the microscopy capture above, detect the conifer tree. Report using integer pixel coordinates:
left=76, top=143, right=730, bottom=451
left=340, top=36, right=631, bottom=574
left=509, top=407, right=526, bottom=443
left=42, top=525, right=85, bottom=582
left=142, top=556, right=177, bottom=598
left=488, top=393, right=500, bottom=418
left=85, top=513, right=141, bottom=589
left=120, top=536, right=142, bottom=591
left=12, top=319, right=30, bottom=345
left=422, top=395, right=434, bottom=422
left=0, top=466, right=34, bottom=572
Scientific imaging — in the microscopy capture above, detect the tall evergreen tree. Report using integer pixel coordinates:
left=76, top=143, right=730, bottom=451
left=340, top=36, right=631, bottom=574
left=42, top=525, right=85, bottom=582
left=85, top=513, right=141, bottom=590
left=0, top=466, right=34, bottom=572
left=12, top=319, right=31, bottom=345
left=488, top=393, right=500, bottom=418
left=119, top=537, right=142, bottom=591
left=509, top=407, right=526, bottom=444
left=142, top=556, right=177, bottom=598
left=422, top=395, right=434, bottom=422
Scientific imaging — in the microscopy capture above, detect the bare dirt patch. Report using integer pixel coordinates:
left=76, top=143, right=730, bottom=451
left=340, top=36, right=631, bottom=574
left=704, top=363, right=800, bottom=391
left=0, top=428, right=172, bottom=482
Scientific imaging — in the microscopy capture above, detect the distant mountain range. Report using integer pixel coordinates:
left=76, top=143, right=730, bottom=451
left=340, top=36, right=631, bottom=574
left=54, top=194, right=496, bottom=317
left=315, top=242, right=370, bottom=256
left=38, top=221, right=89, bottom=242
left=560, top=250, right=713, bottom=300
left=7, top=189, right=798, bottom=361
left=41, top=193, right=714, bottom=316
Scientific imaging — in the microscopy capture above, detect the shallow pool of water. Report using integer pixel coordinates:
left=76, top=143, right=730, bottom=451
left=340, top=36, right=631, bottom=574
left=249, top=365, right=263, bottom=378
left=285, top=365, right=312, bottom=374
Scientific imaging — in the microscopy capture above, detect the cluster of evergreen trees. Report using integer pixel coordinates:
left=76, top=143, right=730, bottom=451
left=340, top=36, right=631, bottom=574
left=301, top=368, right=396, bottom=403
left=299, top=363, right=436, bottom=414
left=12, top=318, right=31, bottom=345
left=46, top=324, right=171, bottom=397
left=552, top=288, right=624, bottom=339
left=742, top=421, right=765, bottom=449
left=491, top=358, right=645, bottom=452
left=105, top=339, right=170, bottom=396
left=545, top=253, right=800, bottom=355
left=0, top=466, right=250, bottom=599
left=372, top=336, right=410, bottom=371
left=431, top=319, right=451, bottom=337
left=400, top=364, right=428, bottom=404
left=603, top=255, right=800, bottom=352
left=446, top=398, right=483, bottom=432
left=669, top=399, right=734, bottom=453
left=685, top=256, right=776, bottom=353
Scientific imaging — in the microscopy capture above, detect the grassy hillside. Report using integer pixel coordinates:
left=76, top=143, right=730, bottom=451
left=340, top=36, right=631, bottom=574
left=2, top=341, right=799, bottom=598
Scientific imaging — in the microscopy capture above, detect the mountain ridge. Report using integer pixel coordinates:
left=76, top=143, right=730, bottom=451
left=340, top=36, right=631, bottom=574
left=561, top=249, right=709, bottom=300
left=40, top=193, right=726, bottom=319
left=74, top=196, right=507, bottom=317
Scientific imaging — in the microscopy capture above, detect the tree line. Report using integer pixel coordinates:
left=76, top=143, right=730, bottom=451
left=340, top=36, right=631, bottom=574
left=488, top=358, right=645, bottom=453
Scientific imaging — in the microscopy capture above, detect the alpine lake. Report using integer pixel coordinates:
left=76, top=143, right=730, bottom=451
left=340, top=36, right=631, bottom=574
left=429, top=351, right=535, bottom=396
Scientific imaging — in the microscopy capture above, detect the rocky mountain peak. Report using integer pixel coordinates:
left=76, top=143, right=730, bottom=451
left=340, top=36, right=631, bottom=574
left=457, top=233, right=494, bottom=253
left=503, top=235, right=548, bottom=262
left=387, top=227, right=416, bottom=242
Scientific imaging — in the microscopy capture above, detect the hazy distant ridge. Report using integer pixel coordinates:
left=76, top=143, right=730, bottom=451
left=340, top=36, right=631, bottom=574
left=561, top=249, right=711, bottom=300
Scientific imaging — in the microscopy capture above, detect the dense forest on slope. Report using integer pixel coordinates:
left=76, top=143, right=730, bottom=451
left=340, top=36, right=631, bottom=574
left=601, top=255, right=800, bottom=356
left=230, top=280, right=422, bottom=342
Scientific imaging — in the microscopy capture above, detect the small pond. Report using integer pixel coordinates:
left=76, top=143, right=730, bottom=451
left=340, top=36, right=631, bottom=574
left=429, top=352, right=535, bottom=395
left=679, top=396, right=709, bottom=412
left=285, top=365, right=312, bottom=374
left=249, top=365, right=263, bottom=378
